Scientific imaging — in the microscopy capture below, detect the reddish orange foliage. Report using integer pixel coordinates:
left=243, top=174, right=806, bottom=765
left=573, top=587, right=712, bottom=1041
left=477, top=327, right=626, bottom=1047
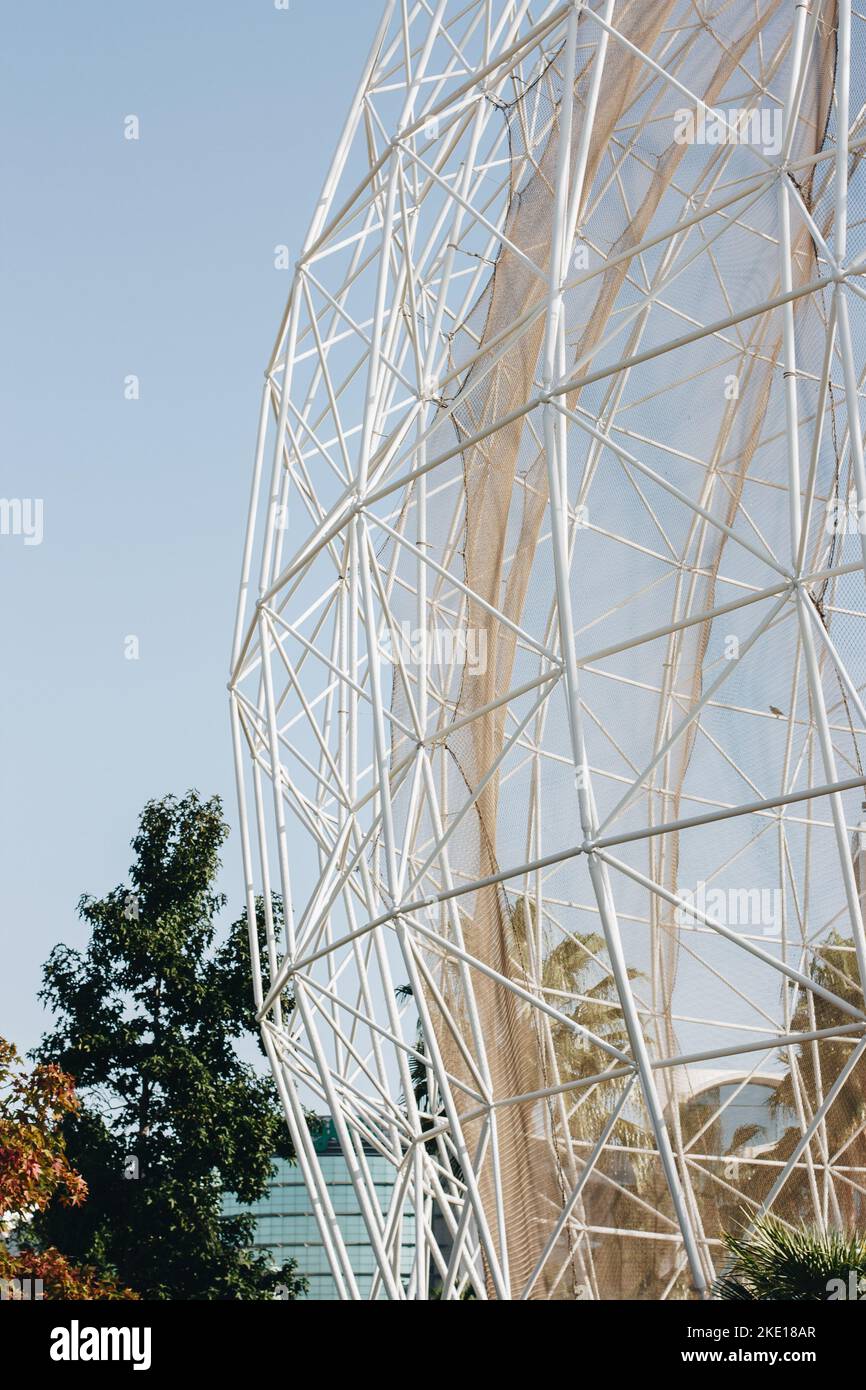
left=0, top=1038, right=136, bottom=1299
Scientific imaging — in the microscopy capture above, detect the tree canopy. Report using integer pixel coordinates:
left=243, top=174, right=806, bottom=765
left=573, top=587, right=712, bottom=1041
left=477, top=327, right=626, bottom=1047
left=0, top=1036, right=134, bottom=1299
left=33, top=790, right=307, bottom=1300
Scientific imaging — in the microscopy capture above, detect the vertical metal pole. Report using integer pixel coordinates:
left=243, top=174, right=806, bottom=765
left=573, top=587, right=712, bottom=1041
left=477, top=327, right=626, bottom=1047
left=540, top=0, right=708, bottom=1294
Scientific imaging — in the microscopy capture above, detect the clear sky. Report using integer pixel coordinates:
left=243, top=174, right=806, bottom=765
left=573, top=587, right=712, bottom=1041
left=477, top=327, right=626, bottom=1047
left=1, top=0, right=382, bottom=1054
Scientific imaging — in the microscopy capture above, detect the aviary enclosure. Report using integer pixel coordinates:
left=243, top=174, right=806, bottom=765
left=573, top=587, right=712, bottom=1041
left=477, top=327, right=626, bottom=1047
left=229, top=0, right=866, bottom=1299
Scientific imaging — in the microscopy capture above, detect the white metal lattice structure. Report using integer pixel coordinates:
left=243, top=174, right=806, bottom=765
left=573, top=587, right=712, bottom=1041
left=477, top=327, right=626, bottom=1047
left=230, top=0, right=866, bottom=1299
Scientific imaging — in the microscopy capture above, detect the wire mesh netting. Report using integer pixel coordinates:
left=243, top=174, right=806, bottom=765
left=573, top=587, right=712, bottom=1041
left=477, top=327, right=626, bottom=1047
left=231, top=0, right=866, bottom=1299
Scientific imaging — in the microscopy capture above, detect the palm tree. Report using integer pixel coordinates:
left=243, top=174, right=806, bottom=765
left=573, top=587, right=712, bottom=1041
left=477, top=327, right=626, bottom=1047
left=715, top=1213, right=866, bottom=1300
left=510, top=900, right=677, bottom=1297
left=764, top=932, right=866, bottom=1226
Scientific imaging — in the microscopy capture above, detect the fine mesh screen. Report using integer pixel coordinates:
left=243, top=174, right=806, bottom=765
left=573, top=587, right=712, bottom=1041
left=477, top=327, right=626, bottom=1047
left=233, top=0, right=866, bottom=1300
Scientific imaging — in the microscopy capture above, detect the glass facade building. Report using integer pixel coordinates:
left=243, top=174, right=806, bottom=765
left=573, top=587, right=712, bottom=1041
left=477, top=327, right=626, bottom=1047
left=223, top=1117, right=416, bottom=1299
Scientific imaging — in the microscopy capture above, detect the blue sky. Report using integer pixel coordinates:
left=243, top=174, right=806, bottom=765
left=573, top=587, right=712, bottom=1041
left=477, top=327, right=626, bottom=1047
left=0, top=0, right=381, bottom=1053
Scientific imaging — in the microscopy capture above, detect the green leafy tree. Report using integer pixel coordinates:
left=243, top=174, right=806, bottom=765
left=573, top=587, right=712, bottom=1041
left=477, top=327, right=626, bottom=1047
left=33, top=791, right=307, bottom=1300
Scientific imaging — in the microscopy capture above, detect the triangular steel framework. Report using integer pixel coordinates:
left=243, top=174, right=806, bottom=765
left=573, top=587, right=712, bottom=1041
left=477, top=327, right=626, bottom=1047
left=230, top=0, right=866, bottom=1299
